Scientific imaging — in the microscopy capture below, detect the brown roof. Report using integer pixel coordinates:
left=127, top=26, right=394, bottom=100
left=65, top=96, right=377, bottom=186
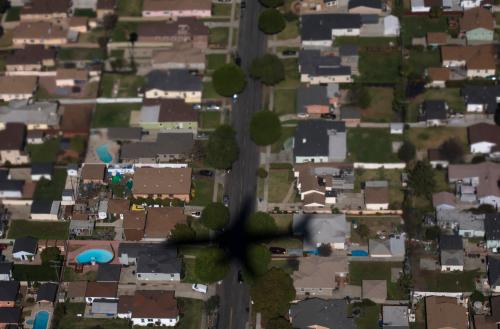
left=293, top=255, right=348, bottom=289
left=428, top=67, right=450, bottom=82
left=6, top=46, right=55, bottom=66
left=97, top=0, right=116, bottom=9
left=60, top=104, right=92, bottom=135
left=131, top=290, right=178, bottom=319
left=117, top=295, right=134, bottom=314
left=474, top=315, right=497, bottom=329
left=461, top=7, right=494, bottom=32
left=428, top=148, right=447, bottom=161
left=448, top=162, right=500, bottom=198
left=108, top=199, right=130, bottom=214
left=146, top=99, right=198, bottom=122
left=137, top=17, right=209, bottom=39
left=152, top=47, right=205, bottom=65
left=425, top=296, right=467, bottom=329
left=13, top=22, right=67, bottom=41
left=144, top=207, right=186, bottom=238
left=132, top=167, right=192, bottom=196
left=123, top=211, right=147, bottom=230
left=56, top=68, right=88, bottom=81
left=427, top=32, right=448, bottom=45
left=69, top=16, right=88, bottom=27
left=143, top=0, right=210, bottom=12
left=67, top=281, right=87, bottom=298
left=432, top=191, right=456, bottom=207
left=365, top=186, right=389, bottom=204
left=21, top=0, right=70, bottom=15
left=0, top=123, right=26, bottom=151
left=0, top=76, right=37, bottom=95
left=441, top=45, right=496, bottom=70
left=468, top=123, right=500, bottom=146
left=303, top=193, right=325, bottom=207
left=85, top=282, right=118, bottom=298
left=81, top=164, right=106, bottom=182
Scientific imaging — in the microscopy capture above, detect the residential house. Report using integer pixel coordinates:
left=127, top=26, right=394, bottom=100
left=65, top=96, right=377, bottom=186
left=421, top=100, right=448, bottom=126
left=137, top=99, right=198, bottom=131
left=117, top=290, right=179, bottom=326
left=427, top=67, right=450, bottom=88
left=96, top=264, right=122, bottom=282
left=383, top=305, right=410, bottom=329
left=460, top=7, right=494, bottom=42
left=293, top=213, right=350, bottom=251
left=123, top=211, right=147, bottom=241
left=0, top=263, right=12, bottom=281
left=294, top=162, right=354, bottom=209
left=441, top=45, right=496, bottom=79
left=411, top=0, right=452, bottom=12
left=384, top=15, right=400, bottom=36
left=300, top=14, right=362, bottom=47
left=436, top=208, right=485, bottom=237
left=118, top=243, right=182, bottom=281
left=462, top=85, right=500, bottom=113
left=120, top=133, right=195, bottom=163
left=0, top=76, right=37, bottom=102
left=296, top=84, right=336, bottom=117
left=0, top=281, right=19, bottom=307
left=433, top=191, right=456, bottom=210
left=489, top=256, right=500, bottom=292
left=0, top=308, right=21, bottom=328
left=289, top=299, right=355, bottom=329
left=131, top=167, right=192, bottom=201
left=36, top=282, right=58, bottom=304
left=369, top=233, right=406, bottom=259
left=108, top=128, right=143, bottom=142
left=439, top=234, right=464, bottom=272
left=293, top=120, right=346, bottom=163
left=151, top=47, right=206, bottom=71
left=144, top=207, right=187, bottom=241
left=461, top=0, right=485, bottom=8
left=448, top=162, right=500, bottom=206
left=468, top=123, right=500, bottom=156
left=299, top=49, right=352, bottom=84
left=0, top=123, right=29, bottom=165
left=12, top=236, right=37, bottom=261
left=97, top=0, right=116, bottom=19
left=69, top=218, right=95, bottom=237
left=362, top=280, right=387, bottom=303
left=67, top=281, right=88, bottom=303
left=20, top=0, right=70, bottom=21
left=340, top=106, right=362, bottom=126
left=425, top=296, right=468, bottom=329
left=0, top=176, right=24, bottom=199
left=348, top=0, right=383, bottom=14
left=428, top=149, right=449, bottom=168
left=142, top=0, right=211, bottom=17
left=364, top=180, right=389, bottom=210
left=427, top=32, right=448, bottom=47
left=30, top=200, right=61, bottom=221
left=85, top=282, right=118, bottom=303
left=5, top=46, right=55, bottom=73
left=0, top=101, right=58, bottom=131
left=69, top=16, right=89, bottom=33
left=144, top=70, right=202, bottom=103
left=485, top=213, right=500, bottom=249
left=13, top=22, right=67, bottom=47
left=474, top=295, right=500, bottom=329
left=91, top=299, right=118, bottom=317
left=81, top=164, right=106, bottom=184
left=293, top=255, right=348, bottom=297
left=107, top=199, right=130, bottom=220
left=55, top=69, right=89, bottom=88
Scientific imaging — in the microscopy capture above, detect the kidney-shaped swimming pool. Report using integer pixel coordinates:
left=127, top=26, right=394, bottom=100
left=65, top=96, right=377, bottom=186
left=75, top=249, right=113, bottom=264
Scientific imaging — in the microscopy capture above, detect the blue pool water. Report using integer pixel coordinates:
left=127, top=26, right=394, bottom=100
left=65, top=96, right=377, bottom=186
left=351, top=250, right=369, bottom=256
left=33, top=311, right=49, bottom=329
left=76, top=249, right=113, bottom=264
left=96, top=144, right=112, bottom=163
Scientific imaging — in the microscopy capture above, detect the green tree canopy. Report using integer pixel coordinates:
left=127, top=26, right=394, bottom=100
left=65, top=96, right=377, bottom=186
left=249, top=110, right=282, bottom=146
left=251, top=268, right=295, bottom=319
left=212, top=63, right=247, bottom=97
left=249, top=54, right=285, bottom=86
left=258, top=0, right=284, bottom=7
left=408, top=160, right=435, bottom=200
left=41, top=247, right=62, bottom=264
left=397, top=141, right=416, bottom=163
left=246, top=244, right=271, bottom=276
left=194, top=247, right=229, bottom=283
left=201, top=202, right=230, bottom=231
left=266, top=317, right=293, bottom=329
left=439, top=138, right=464, bottom=164
left=170, top=223, right=195, bottom=242
left=205, top=125, right=239, bottom=169
left=258, top=9, right=286, bottom=34
left=246, top=212, right=278, bottom=236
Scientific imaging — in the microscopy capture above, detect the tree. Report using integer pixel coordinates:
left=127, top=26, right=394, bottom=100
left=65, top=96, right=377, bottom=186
left=350, top=84, right=371, bottom=109
left=0, top=0, right=10, bottom=14
left=397, top=141, right=416, bottom=163
left=356, top=224, right=370, bottom=239
left=206, top=296, right=220, bottom=313
left=201, top=202, right=230, bottom=231
left=424, top=226, right=440, bottom=241
left=259, top=0, right=284, bottom=7
left=205, top=125, right=239, bottom=169
left=429, top=5, right=443, bottom=18
left=258, top=9, right=286, bottom=35
left=41, top=247, right=61, bottom=264
left=439, top=138, right=464, bottom=164
left=318, top=243, right=332, bottom=257
left=128, top=32, right=138, bottom=46
left=266, top=317, right=293, bottom=329
left=0, top=25, right=4, bottom=39
left=246, top=212, right=278, bottom=236
left=170, top=223, right=195, bottom=242
left=194, top=247, right=229, bottom=283
left=251, top=268, right=295, bottom=319
left=249, top=54, right=285, bottom=86
left=97, top=36, right=109, bottom=50
left=470, top=290, right=485, bottom=304
left=102, top=14, right=118, bottom=31
left=247, top=244, right=271, bottom=276
left=408, top=161, right=435, bottom=200
left=249, top=110, right=282, bottom=146
left=213, top=64, right=247, bottom=97
left=257, top=168, right=268, bottom=179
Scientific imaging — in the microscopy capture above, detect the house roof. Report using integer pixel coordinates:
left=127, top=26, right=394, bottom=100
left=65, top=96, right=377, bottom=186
left=437, top=208, right=484, bottom=232
left=468, top=123, right=500, bottom=147
left=485, top=213, right=500, bottom=241
left=132, top=167, right=192, bottom=196
left=0, top=281, right=19, bottom=301
left=137, top=17, right=208, bottom=39
left=293, top=213, right=350, bottom=251
left=428, top=67, right=450, bottom=81
left=441, top=45, right=496, bottom=70
left=81, top=164, right=106, bottom=182
left=67, top=281, right=87, bottom=299
left=290, top=298, right=355, bottom=329
left=293, top=255, right=348, bottom=290
left=299, top=49, right=351, bottom=77
left=293, top=120, right=346, bottom=159
left=0, top=76, right=37, bottom=96
left=120, top=133, right=194, bottom=160
left=143, top=0, right=211, bottom=12
left=91, top=299, right=118, bottom=315
left=140, top=99, right=197, bottom=123
left=348, top=0, right=382, bottom=9
left=13, top=22, right=67, bottom=41
left=462, top=85, right=500, bottom=114
left=107, top=128, right=142, bottom=141
left=118, top=295, right=134, bottom=314
left=6, top=46, right=55, bottom=66
left=144, top=207, right=186, bottom=239
left=440, top=234, right=463, bottom=250
left=97, top=0, right=116, bottom=9
left=441, top=249, right=464, bottom=266
left=36, top=282, right=58, bottom=302
left=31, top=200, right=58, bottom=215
left=145, top=70, right=202, bottom=92
left=423, top=100, right=447, bottom=120
left=31, top=163, right=54, bottom=176
left=461, top=7, right=494, bottom=32
left=448, top=162, right=500, bottom=199
left=56, top=68, right=88, bottom=81
left=0, top=308, right=21, bottom=324
left=12, top=236, right=37, bottom=254
left=96, top=264, right=122, bottom=282
left=426, top=32, right=448, bottom=45
left=21, top=0, right=70, bottom=15
left=123, top=211, right=147, bottom=231
left=0, top=262, right=12, bottom=275
left=362, top=280, right=387, bottom=301
left=383, top=306, right=409, bottom=328
left=365, top=186, right=389, bottom=204
left=300, top=14, right=362, bottom=41
left=131, top=290, right=178, bottom=319
left=369, top=239, right=391, bottom=256
left=425, top=296, right=467, bottom=329
left=107, top=199, right=130, bottom=214
left=85, top=282, right=118, bottom=298
left=296, top=85, right=329, bottom=114
left=118, top=242, right=181, bottom=274
left=432, top=191, right=456, bottom=208
left=0, top=123, right=26, bottom=151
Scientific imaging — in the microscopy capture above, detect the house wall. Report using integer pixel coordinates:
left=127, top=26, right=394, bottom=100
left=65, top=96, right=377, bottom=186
left=471, top=141, right=496, bottom=154
left=6, top=64, right=42, bottom=72
left=348, top=6, right=382, bottom=14
left=138, top=121, right=198, bottom=131
left=459, top=229, right=484, bottom=238
left=31, top=174, right=51, bottom=181
left=131, top=316, right=179, bottom=327
left=136, top=272, right=181, bottom=281
left=73, top=0, right=97, bottom=9
left=295, top=156, right=330, bottom=164
left=30, top=213, right=58, bottom=221
left=132, top=193, right=190, bottom=202
left=331, top=28, right=360, bottom=36
left=441, top=265, right=464, bottom=272
left=443, top=60, right=466, bottom=67
left=142, top=9, right=211, bottom=17
left=302, top=40, right=333, bottom=48
left=1, top=150, right=30, bottom=165
left=143, top=89, right=202, bottom=103
left=0, top=301, right=15, bottom=307
left=366, top=203, right=389, bottom=210
left=85, top=297, right=118, bottom=304
left=0, top=93, right=33, bottom=102
left=466, top=28, right=494, bottom=41
left=0, top=273, right=11, bottom=281
left=300, top=74, right=352, bottom=84
left=12, top=251, right=35, bottom=261
left=0, top=190, right=23, bottom=198
left=467, top=103, right=485, bottom=112
left=461, top=0, right=481, bottom=7
left=12, top=37, right=67, bottom=47
left=295, top=287, right=334, bottom=297
left=467, top=69, right=495, bottom=78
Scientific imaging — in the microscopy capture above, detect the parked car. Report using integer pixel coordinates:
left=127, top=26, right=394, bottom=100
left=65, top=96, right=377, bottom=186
left=269, top=247, right=286, bottom=255
left=192, top=104, right=202, bottom=110
left=191, top=211, right=202, bottom=218
left=320, top=113, right=336, bottom=120
left=223, top=195, right=230, bottom=207
left=192, top=284, right=208, bottom=294
left=199, top=170, right=214, bottom=177
left=206, top=103, right=221, bottom=111
left=282, top=49, right=297, bottom=56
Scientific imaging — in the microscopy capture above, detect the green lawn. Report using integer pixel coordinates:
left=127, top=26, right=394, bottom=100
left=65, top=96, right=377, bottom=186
left=13, top=264, right=60, bottom=281
left=27, top=138, right=60, bottom=163
left=349, top=216, right=402, bottom=243
left=8, top=220, right=69, bottom=239
left=209, top=27, right=229, bottom=46
left=407, top=48, right=441, bottom=77
left=177, top=298, right=204, bottom=329
left=182, top=258, right=199, bottom=283
left=56, top=303, right=131, bottom=329
left=347, top=128, right=401, bottom=162
left=199, top=111, right=221, bottom=130
left=274, top=88, right=297, bottom=115
left=277, top=20, right=299, bottom=40
left=33, top=168, right=67, bottom=201
left=202, top=81, right=220, bottom=99
left=334, top=37, right=398, bottom=47
left=268, top=169, right=293, bottom=203
left=268, top=259, right=299, bottom=275
left=419, top=270, right=479, bottom=292
left=57, top=48, right=105, bottom=61
left=5, top=7, right=20, bottom=21
left=191, top=176, right=214, bottom=206
left=276, top=58, right=300, bottom=88
left=207, top=54, right=227, bottom=71
left=359, top=50, right=401, bottom=83
left=92, top=103, right=141, bottom=128
left=271, top=126, right=296, bottom=153
left=212, top=3, right=232, bottom=16
left=110, top=22, right=137, bottom=42
left=100, top=73, right=144, bottom=97
left=356, top=304, right=381, bottom=329
left=401, top=16, right=448, bottom=46
left=408, top=88, right=465, bottom=121
left=74, top=8, right=96, bottom=17
left=361, top=88, right=395, bottom=123
left=408, top=127, right=467, bottom=152
left=116, top=0, right=143, bottom=16
left=350, top=262, right=406, bottom=300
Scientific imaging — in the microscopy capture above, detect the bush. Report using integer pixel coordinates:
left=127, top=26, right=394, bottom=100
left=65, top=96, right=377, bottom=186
left=213, top=64, right=247, bottom=97
left=249, top=54, right=285, bottom=86
left=439, top=138, right=464, bottom=164
left=250, top=110, right=282, bottom=146
left=397, top=141, right=416, bottom=163
left=201, top=202, right=230, bottom=231
left=257, top=168, right=268, bottom=178
left=246, top=244, right=271, bottom=276
left=258, top=9, right=286, bottom=34
left=205, top=125, right=239, bottom=169
left=194, top=247, right=229, bottom=283
left=247, top=212, right=278, bottom=236
left=251, top=268, right=295, bottom=319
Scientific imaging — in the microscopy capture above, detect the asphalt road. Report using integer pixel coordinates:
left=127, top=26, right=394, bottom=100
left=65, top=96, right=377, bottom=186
left=216, top=0, right=266, bottom=328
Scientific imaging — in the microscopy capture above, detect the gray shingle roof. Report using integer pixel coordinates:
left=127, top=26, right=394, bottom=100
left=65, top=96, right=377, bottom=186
left=293, top=120, right=346, bottom=159
left=293, top=213, right=350, bottom=251
left=118, top=243, right=181, bottom=274
left=301, top=14, right=362, bottom=41
left=107, top=128, right=143, bottom=141
left=36, top=282, right=58, bottom=302
left=489, top=256, right=500, bottom=287
left=96, top=264, right=121, bottom=282
left=423, top=100, right=447, bottom=120
left=439, top=234, right=463, bottom=250
left=348, top=0, right=382, bottom=9
left=12, top=236, right=37, bottom=254
left=0, top=281, right=19, bottom=301
left=462, top=85, right=500, bottom=114
left=485, top=213, right=500, bottom=241
left=290, top=298, right=355, bottom=329
left=299, top=50, right=351, bottom=77
left=296, top=85, right=329, bottom=114
left=120, top=133, right=194, bottom=161
left=145, top=70, right=202, bottom=92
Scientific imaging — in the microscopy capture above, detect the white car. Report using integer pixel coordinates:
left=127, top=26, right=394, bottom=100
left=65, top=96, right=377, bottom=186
left=192, top=283, right=208, bottom=294
left=191, top=211, right=202, bottom=218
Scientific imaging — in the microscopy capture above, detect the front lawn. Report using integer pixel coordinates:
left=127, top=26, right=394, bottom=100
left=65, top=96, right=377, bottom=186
left=199, top=111, right=221, bottom=130
left=99, top=73, right=144, bottom=97
left=349, top=261, right=407, bottom=299
left=277, top=20, right=299, bottom=40
left=401, top=16, right=448, bottom=46
left=347, top=128, right=401, bottom=162
left=276, top=58, right=300, bottom=89
left=268, top=169, right=294, bottom=203
left=212, top=3, right=232, bottom=16
left=177, top=298, right=204, bottom=329
left=207, top=54, right=227, bottom=71
left=274, top=88, right=297, bottom=115
left=27, top=138, right=60, bottom=163
left=209, top=27, right=229, bottom=47
left=92, top=103, right=141, bottom=128
left=190, top=176, right=214, bottom=206
left=407, top=127, right=467, bottom=152
left=110, top=22, right=137, bottom=42
left=57, top=48, right=105, bottom=62
left=407, top=48, right=441, bottom=77
left=408, top=88, right=465, bottom=121
left=271, top=126, right=296, bottom=153
left=33, top=168, right=67, bottom=201
left=116, top=0, right=143, bottom=16
left=5, top=7, right=20, bottom=21
left=361, top=88, right=395, bottom=123
left=8, top=220, right=69, bottom=239
left=359, top=50, right=401, bottom=83
left=202, top=81, right=220, bottom=99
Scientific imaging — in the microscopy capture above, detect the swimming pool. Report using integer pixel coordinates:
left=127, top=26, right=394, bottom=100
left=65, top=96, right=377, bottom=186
left=96, top=144, right=112, bottom=163
left=351, top=250, right=369, bottom=256
left=76, top=249, right=113, bottom=264
left=33, top=311, right=49, bottom=329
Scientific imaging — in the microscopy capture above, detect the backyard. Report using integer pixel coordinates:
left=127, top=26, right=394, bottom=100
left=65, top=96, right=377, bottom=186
left=359, top=50, right=401, bottom=83
left=401, top=16, right=448, bottom=46
left=33, top=168, right=67, bottom=201
left=55, top=303, right=130, bottom=329
left=27, top=138, right=60, bottom=163
left=407, top=127, right=467, bottom=151
left=347, top=128, right=401, bottom=162
left=361, top=88, right=395, bottom=123
left=199, top=111, right=221, bottom=130
left=354, top=169, right=405, bottom=208
left=8, top=220, right=69, bottom=239
left=100, top=73, right=144, bottom=97
left=408, top=88, right=465, bottom=121
left=349, top=261, right=407, bottom=299
left=92, top=103, right=142, bottom=128
left=116, top=0, right=143, bottom=16
left=407, top=48, right=441, bottom=77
